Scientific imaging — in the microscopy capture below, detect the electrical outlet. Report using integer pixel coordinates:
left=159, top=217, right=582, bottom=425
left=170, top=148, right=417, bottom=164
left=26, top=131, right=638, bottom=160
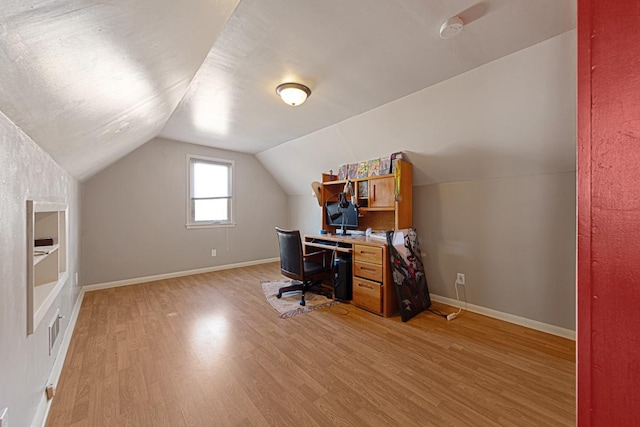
left=211, top=249, right=217, bottom=257
left=75, top=272, right=79, bottom=286
left=0, top=407, right=8, bottom=427
left=456, top=273, right=465, bottom=285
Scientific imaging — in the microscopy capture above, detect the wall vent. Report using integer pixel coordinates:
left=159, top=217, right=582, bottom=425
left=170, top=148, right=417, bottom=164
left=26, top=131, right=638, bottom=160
left=49, top=309, right=62, bottom=355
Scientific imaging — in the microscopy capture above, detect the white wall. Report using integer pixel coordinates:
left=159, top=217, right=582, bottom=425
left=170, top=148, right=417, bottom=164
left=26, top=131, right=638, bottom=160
left=289, top=173, right=577, bottom=331
left=289, top=194, right=322, bottom=235
left=258, top=30, right=576, bottom=196
left=0, top=112, right=81, bottom=427
left=81, top=137, right=289, bottom=285
left=285, top=31, right=576, bottom=331
left=416, top=173, right=576, bottom=330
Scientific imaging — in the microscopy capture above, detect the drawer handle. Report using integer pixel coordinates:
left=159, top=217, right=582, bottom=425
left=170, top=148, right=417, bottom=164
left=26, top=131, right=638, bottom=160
left=360, top=267, right=376, bottom=272
left=358, top=283, right=374, bottom=289
left=359, top=250, right=375, bottom=254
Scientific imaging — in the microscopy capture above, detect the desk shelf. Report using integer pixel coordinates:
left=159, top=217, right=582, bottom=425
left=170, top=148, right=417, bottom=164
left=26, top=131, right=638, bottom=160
left=320, top=160, right=412, bottom=233
left=359, top=207, right=394, bottom=212
left=305, top=240, right=352, bottom=254
left=315, top=160, right=412, bottom=317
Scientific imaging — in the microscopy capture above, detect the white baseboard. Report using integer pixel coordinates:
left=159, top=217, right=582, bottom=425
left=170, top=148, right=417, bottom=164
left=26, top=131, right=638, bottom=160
left=34, top=287, right=85, bottom=427
left=83, top=257, right=280, bottom=292
left=430, top=294, right=576, bottom=341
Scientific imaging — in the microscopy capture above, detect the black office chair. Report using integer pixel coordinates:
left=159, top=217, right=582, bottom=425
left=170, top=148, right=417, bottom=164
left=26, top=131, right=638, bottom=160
left=275, top=227, right=333, bottom=306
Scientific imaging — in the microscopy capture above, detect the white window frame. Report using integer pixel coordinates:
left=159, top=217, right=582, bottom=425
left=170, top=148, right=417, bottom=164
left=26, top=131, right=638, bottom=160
left=186, top=154, right=236, bottom=229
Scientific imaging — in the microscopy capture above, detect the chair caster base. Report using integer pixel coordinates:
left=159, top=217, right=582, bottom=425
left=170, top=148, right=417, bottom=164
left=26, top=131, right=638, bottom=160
left=300, top=300, right=306, bottom=306
left=276, top=293, right=282, bottom=299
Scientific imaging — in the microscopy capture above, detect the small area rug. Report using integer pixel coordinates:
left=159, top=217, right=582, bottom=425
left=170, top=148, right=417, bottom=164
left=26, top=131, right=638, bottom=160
left=261, top=279, right=338, bottom=318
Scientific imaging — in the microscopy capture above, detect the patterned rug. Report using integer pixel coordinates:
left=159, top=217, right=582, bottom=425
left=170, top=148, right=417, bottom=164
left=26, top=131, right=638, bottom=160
left=261, top=279, right=338, bottom=318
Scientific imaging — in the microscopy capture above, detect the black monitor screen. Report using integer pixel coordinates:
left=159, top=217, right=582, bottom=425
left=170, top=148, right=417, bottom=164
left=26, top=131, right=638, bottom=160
left=326, top=200, right=358, bottom=231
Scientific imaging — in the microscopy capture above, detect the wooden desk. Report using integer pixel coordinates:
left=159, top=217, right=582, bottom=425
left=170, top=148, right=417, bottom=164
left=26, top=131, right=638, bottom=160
left=304, top=234, right=397, bottom=317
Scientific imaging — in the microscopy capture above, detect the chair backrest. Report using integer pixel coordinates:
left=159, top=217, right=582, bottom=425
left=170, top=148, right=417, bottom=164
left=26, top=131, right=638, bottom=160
left=276, top=227, right=304, bottom=280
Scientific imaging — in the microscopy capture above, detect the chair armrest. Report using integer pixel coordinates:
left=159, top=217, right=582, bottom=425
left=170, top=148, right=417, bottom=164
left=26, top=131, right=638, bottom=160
left=303, top=250, right=328, bottom=267
left=304, top=250, right=325, bottom=258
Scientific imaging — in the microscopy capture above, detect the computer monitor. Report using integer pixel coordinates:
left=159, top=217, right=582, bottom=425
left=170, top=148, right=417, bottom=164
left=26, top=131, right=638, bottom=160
left=325, top=200, right=358, bottom=235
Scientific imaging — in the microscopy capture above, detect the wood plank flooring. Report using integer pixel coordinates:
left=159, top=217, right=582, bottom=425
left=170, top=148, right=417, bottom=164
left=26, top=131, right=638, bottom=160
left=47, top=262, right=575, bottom=426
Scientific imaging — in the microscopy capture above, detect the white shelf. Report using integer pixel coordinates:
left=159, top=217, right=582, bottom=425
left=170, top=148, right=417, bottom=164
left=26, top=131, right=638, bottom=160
left=33, top=244, right=59, bottom=266
left=33, top=272, right=68, bottom=331
left=27, top=200, right=68, bottom=335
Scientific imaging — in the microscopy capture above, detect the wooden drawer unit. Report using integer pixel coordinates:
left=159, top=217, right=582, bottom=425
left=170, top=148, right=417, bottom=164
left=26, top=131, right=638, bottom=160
left=352, top=277, right=382, bottom=313
left=352, top=243, right=387, bottom=315
left=304, top=235, right=398, bottom=318
left=353, top=261, right=383, bottom=282
left=354, top=244, right=383, bottom=264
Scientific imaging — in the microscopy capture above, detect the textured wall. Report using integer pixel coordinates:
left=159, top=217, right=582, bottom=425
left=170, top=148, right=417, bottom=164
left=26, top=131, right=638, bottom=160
left=578, top=0, right=640, bottom=424
left=417, top=173, right=576, bottom=330
left=81, top=137, right=288, bottom=285
left=0, top=111, right=81, bottom=427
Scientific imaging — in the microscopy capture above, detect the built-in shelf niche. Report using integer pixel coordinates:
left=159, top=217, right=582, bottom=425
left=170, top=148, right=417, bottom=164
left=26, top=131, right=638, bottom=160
left=26, top=200, right=68, bottom=335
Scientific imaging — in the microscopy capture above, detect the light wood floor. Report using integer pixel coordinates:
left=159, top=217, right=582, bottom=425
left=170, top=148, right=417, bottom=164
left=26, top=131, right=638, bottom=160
left=47, top=262, right=575, bottom=426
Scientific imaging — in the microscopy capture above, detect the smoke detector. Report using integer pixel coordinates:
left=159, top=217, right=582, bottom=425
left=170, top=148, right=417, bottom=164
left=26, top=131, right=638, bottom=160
left=439, top=16, right=464, bottom=39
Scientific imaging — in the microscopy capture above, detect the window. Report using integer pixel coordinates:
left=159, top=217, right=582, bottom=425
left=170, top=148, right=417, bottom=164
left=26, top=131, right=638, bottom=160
left=187, top=155, right=234, bottom=228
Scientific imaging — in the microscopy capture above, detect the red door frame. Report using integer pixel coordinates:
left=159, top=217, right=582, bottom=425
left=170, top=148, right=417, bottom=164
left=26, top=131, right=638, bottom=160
left=577, top=0, right=640, bottom=424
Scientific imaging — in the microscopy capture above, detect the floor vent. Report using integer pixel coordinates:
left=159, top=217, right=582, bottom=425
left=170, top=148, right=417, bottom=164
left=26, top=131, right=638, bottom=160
left=49, top=309, right=62, bottom=355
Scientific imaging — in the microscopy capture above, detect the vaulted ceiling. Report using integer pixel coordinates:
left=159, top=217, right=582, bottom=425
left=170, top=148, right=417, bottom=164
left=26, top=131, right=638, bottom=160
left=1, top=0, right=575, bottom=184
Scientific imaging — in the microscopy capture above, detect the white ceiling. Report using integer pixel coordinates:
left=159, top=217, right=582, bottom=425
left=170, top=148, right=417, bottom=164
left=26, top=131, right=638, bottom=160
left=1, top=0, right=240, bottom=180
left=1, top=0, right=575, bottom=182
left=258, top=29, right=577, bottom=196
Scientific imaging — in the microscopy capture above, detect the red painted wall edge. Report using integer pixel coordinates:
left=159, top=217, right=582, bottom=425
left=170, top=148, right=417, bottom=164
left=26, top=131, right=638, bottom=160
left=578, top=0, right=640, bottom=425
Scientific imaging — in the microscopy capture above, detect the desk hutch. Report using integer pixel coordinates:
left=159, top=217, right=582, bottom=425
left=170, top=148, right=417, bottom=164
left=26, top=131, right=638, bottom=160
left=320, top=160, right=413, bottom=232
left=306, top=159, right=413, bottom=317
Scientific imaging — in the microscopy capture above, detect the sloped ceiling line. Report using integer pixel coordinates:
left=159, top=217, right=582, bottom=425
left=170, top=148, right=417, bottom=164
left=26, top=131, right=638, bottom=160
left=1, top=0, right=575, bottom=181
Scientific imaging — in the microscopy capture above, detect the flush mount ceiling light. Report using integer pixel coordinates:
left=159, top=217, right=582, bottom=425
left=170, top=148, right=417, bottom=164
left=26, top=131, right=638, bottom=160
left=439, top=16, right=464, bottom=39
left=276, top=82, right=311, bottom=106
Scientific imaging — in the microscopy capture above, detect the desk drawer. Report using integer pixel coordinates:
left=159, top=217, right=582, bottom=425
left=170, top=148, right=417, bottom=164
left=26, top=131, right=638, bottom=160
left=354, top=245, right=383, bottom=265
left=352, top=277, right=382, bottom=313
left=353, top=261, right=383, bottom=282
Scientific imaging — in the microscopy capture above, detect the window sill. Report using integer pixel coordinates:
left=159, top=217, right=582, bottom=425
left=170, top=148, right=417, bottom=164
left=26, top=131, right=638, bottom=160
left=186, top=222, right=237, bottom=230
